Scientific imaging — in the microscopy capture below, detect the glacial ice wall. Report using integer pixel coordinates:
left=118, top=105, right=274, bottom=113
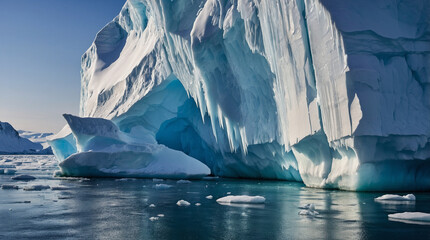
left=52, top=0, right=430, bottom=190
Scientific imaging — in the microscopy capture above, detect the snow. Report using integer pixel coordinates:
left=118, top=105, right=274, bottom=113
left=18, top=130, right=53, bottom=150
left=51, top=0, right=430, bottom=191
left=11, top=175, right=36, bottom=181
left=176, top=200, right=191, bottom=206
left=216, top=195, right=265, bottom=204
left=375, top=194, right=416, bottom=202
left=388, top=212, right=430, bottom=222
left=154, top=184, right=173, bottom=190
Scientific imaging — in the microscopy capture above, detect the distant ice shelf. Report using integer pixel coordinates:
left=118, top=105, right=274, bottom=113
left=50, top=0, right=430, bottom=191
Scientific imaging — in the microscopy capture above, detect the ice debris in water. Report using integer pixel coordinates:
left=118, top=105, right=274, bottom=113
left=388, top=212, right=430, bottom=222
left=11, top=175, right=36, bottom=181
left=176, top=180, right=192, bottom=184
left=216, top=195, right=265, bottom=204
left=298, top=203, right=319, bottom=216
left=154, top=184, right=173, bottom=190
left=115, top=178, right=137, bottom=181
left=206, top=195, right=213, bottom=199
left=176, top=200, right=191, bottom=206
left=375, top=194, right=416, bottom=201
left=1, top=184, right=19, bottom=190
left=149, top=204, right=156, bottom=208
left=157, top=214, right=164, bottom=217
left=149, top=217, right=159, bottom=221
left=195, top=203, right=201, bottom=206
left=23, top=185, right=50, bottom=191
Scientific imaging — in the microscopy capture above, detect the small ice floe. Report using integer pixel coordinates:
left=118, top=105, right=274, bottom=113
left=23, top=185, right=50, bottom=191
left=153, top=178, right=164, bottom=182
left=11, top=175, right=36, bottom=181
left=149, top=204, right=156, bottom=208
left=375, top=194, right=416, bottom=202
left=149, top=217, right=159, bottom=221
left=115, top=178, right=137, bottom=182
left=157, top=214, right=165, bottom=217
left=206, top=195, right=213, bottom=199
left=176, top=180, right=192, bottom=184
left=4, top=169, right=17, bottom=175
left=216, top=195, right=266, bottom=204
left=50, top=186, right=70, bottom=191
left=195, top=203, right=201, bottom=206
left=388, top=212, right=430, bottom=225
left=176, top=200, right=191, bottom=206
left=154, top=184, right=173, bottom=190
left=298, top=203, right=319, bottom=216
left=227, top=192, right=231, bottom=195
left=1, top=184, right=19, bottom=190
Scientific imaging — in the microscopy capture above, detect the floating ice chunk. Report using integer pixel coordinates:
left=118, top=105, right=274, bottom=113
left=298, top=209, right=319, bottom=216
left=115, top=178, right=137, bottom=181
left=157, top=214, right=164, bottom=217
left=177, top=180, right=192, bottom=184
left=149, top=204, right=156, bottom=208
left=149, top=217, right=159, bottom=221
left=1, top=184, right=19, bottom=190
left=299, top=203, right=316, bottom=211
left=227, top=192, right=231, bottom=195
left=176, top=200, right=190, bottom=206
left=4, top=169, right=16, bottom=175
left=388, top=212, right=430, bottom=224
left=375, top=194, right=416, bottom=201
left=216, top=195, right=265, bottom=204
left=154, top=184, right=173, bottom=190
left=298, top=203, right=319, bottom=216
left=23, top=185, right=50, bottom=191
left=195, top=203, right=201, bottom=206
left=11, top=175, right=36, bottom=181
left=206, top=195, right=213, bottom=199
left=153, top=178, right=164, bottom=182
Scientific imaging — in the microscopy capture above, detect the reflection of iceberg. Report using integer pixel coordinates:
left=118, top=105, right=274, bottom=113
left=50, top=114, right=210, bottom=179
left=388, top=212, right=430, bottom=225
left=51, top=0, right=430, bottom=190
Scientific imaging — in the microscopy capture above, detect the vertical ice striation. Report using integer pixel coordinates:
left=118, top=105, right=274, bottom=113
left=51, top=0, right=430, bottom=190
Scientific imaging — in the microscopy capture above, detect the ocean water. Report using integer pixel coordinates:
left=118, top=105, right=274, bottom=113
left=1, top=155, right=430, bottom=240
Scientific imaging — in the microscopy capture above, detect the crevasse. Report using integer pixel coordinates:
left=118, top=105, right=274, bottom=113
left=50, top=0, right=430, bottom=191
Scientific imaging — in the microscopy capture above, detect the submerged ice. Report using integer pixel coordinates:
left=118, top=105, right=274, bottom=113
left=50, top=0, right=430, bottom=190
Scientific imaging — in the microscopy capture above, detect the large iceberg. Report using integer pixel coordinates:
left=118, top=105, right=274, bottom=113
left=51, top=0, right=430, bottom=190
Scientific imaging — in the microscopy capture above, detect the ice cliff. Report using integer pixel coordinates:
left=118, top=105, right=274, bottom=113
left=51, top=0, right=430, bottom=190
left=0, top=122, right=43, bottom=154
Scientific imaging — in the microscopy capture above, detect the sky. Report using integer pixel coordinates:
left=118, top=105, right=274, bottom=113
left=0, top=0, right=126, bottom=133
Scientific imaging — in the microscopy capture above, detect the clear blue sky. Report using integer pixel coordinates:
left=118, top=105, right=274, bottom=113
left=0, top=0, right=126, bottom=133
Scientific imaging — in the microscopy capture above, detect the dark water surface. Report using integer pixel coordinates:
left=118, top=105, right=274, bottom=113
left=1, top=155, right=430, bottom=240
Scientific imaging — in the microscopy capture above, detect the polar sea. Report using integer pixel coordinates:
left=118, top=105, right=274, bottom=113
left=1, top=155, right=430, bottom=240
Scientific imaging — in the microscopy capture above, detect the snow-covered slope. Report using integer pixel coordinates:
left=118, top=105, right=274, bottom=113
left=18, top=130, right=53, bottom=149
left=0, top=122, right=43, bottom=154
left=51, top=0, right=430, bottom=190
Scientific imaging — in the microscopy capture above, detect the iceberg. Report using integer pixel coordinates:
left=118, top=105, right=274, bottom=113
left=49, top=114, right=210, bottom=179
left=51, top=0, right=430, bottom=190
